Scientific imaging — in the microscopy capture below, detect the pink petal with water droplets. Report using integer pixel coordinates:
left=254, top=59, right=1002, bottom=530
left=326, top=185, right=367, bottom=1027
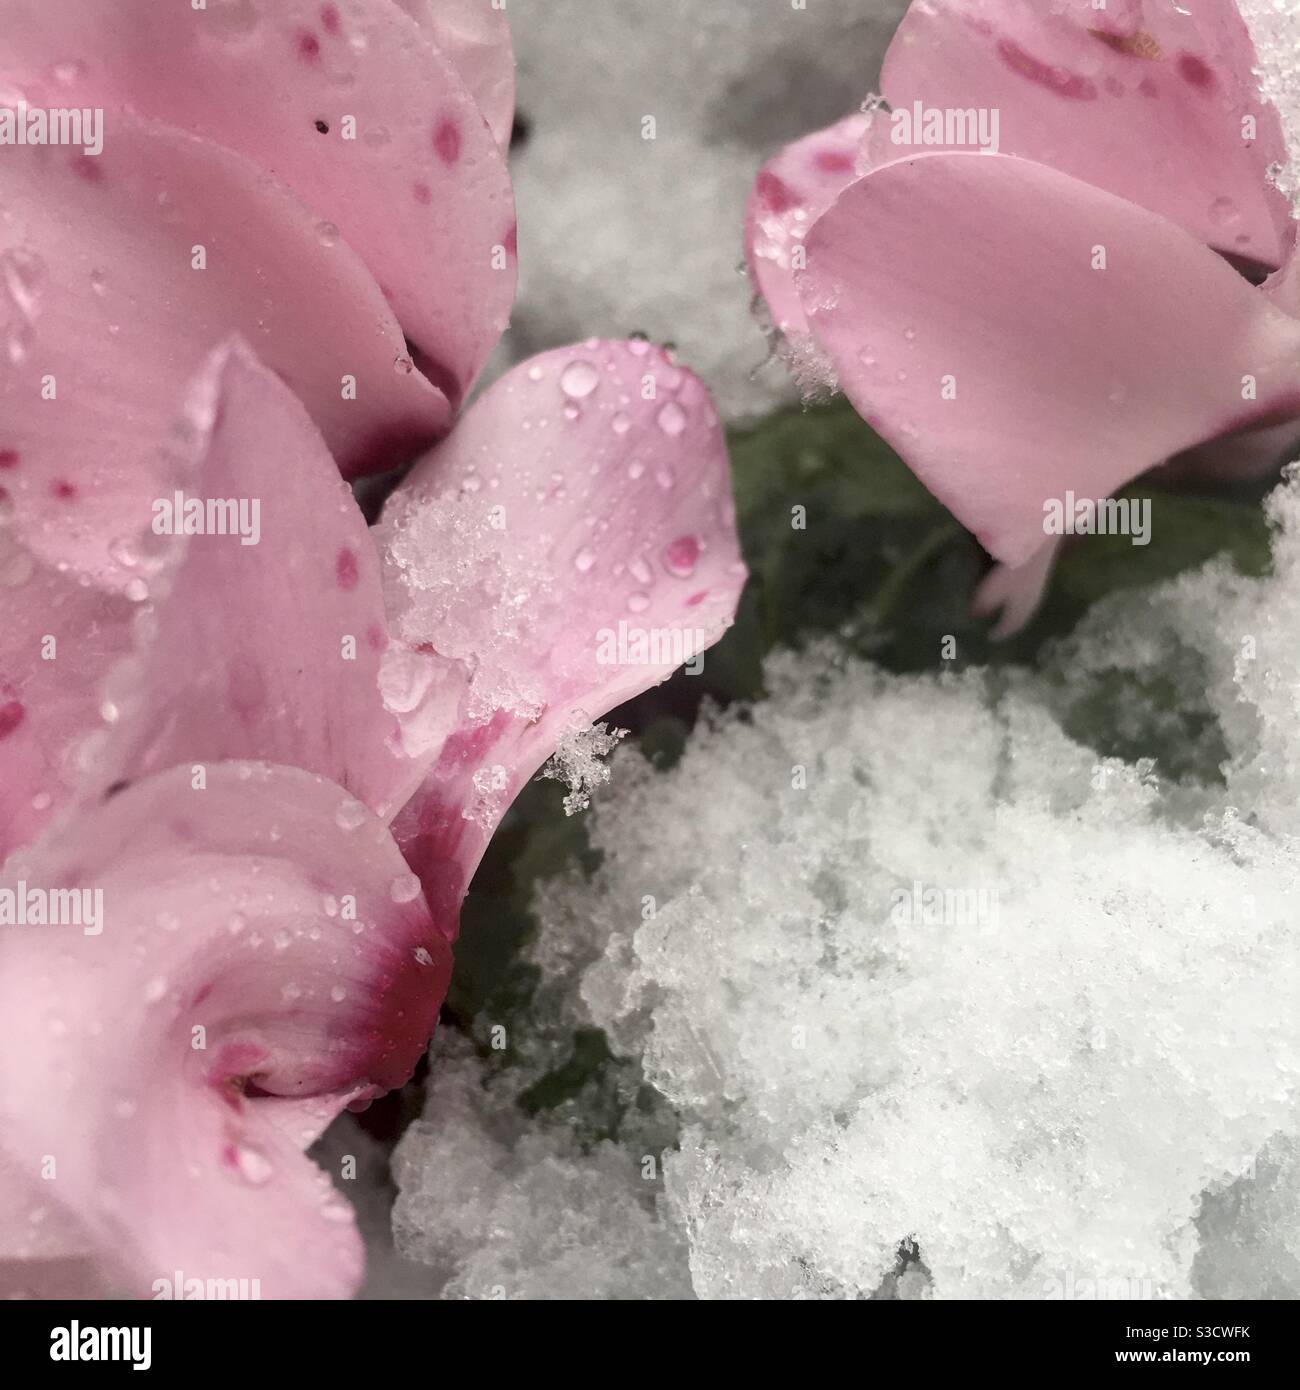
left=0, top=112, right=447, bottom=589
left=377, top=340, right=746, bottom=921
left=745, top=111, right=872, bottom=339
left=91, top=339, right=416, bottom=820
left=800, top=154, right=1300, bottom=565
left=868, top=0, right=1292, bottom=268
left=0, top=0, right=515, bottom=401
left=0, top=762, right=448, bottom=1299
left=0, top=541, right=134, bottom=862
left=393, top=0, right=516, bottom=148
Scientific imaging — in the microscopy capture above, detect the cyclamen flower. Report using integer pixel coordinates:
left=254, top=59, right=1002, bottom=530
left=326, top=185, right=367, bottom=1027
left=0, top=2, right=744, bottom=1298
left=746, top=0, right=1300, bottom=632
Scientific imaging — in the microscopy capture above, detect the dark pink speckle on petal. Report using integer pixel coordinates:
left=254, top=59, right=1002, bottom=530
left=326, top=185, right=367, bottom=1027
left=757, top=169, right=799, bottom=214
left=51, top=480, right=77, bottom=500
left=432, top=118, right=461, bottom=167
left=320, top=4, right=341, bottom=35
left=71, top=155, right=103, bottom=183
left=366, top=622, right=387, bottom=653
left=814, top=149, right=855, bottom=175
left=0, top=701, right=25, bottom=741
left=0, top=449, right=18, bottom=469
left=412, top=180, right=432, bottom=205
left=335, top=547, right=359, bottom=590
left=1178, top=53, right=1216, bottom=91
left=997, top=40, right=1098, bottom=100
left=296, top=29, right=322, bottom=62
left=504, top=222, right=518, bottom=256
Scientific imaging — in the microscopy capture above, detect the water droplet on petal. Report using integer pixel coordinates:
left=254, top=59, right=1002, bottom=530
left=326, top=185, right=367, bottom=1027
left=573, top=547, right=596, bottom=573
left=627, top=591, right=651, bottom=613
left=334, top=797, right=367, bottom=831
left=560, top=359, right=600, bottom=399
left=663, top=535, right=700, bottom=578
left=315, top=220, right=341, bottom=247
left=233, top=1141, right=274, bottom=1186
left=612, top=411, right=631, bottom=435
left=656, top=401, right=687, bottom=436
left=390, top=872, right=421, bottom=904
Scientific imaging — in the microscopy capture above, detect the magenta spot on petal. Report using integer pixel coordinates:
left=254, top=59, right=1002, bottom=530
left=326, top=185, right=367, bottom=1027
left=685, top=590, right=708, bottom=607
left=757, top=169, right=799, bottom=214
left=432, top=118, right=461, bottom=167
left=504, top=222, right=518, bottom=256
left=71, top=155, right=103, bottom=183
left=1140, top=76, right=1159, bottom=98
left=1104, top=76, right=1123, bottom=97
left=664, top=535, right=700, bottom=575
left=366, top=621, right=386, bottom=652
left=51, top=480, right=77, bottom=500
left=813, top=149, right=855, bottom=175
left=0, top=701, right=24, bottom=741
left=336, top=547, right=359, bottom=590
left=320, top=3, right=341, bottom=35
left=1178, top=53, right=1216, bottom=91
left=412, top=180, right=432, bottom=205
left=296, top=28, right=322, bottom=62
left=0, top=449, right=18, bottom=469
left=221, top=1141, right=241, bottom=1169
left=997, top=40, right=1098, bottom=100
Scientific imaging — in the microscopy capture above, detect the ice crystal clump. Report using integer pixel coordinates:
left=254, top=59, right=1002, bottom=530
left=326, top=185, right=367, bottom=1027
left=390, top=1035, right=690, bottom=1300
left=1241, top=0, right=1300, bottom=210
left=394, top=480, right=1300, bottom=1299
left=499, top=0, right=907, bottom=421
left=538, top=718, right=628, bottom=814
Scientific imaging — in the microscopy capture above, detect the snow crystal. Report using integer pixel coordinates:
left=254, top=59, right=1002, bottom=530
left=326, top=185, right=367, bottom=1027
left=393, top=478, right=1300, bottom=1299
left=537, top=717, right=628, bottom=814
left=1241, top=0, right=1300, bottom=210
left=496, top=0, right=907, bottom=422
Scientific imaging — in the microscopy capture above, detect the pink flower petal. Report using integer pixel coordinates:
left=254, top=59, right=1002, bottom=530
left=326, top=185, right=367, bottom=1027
left=972, top=539, right=1060, bottom=639
left=394, top=0, right=516, bottom=148
left=91, top=339, right=417, bottom=821
left=745, top=111, right=872, bottom=339
left=799, top=154, right=1300, bottom=565
left=870, top=0, right=1291, bottom=268
left=0, top=0, right=515, bottom=402
left=378, top=340, right=746, bottom=917
left=0, top=762, right=448, bottom=1299
left=0, top=111, right=448, bottom=589
left=0, top=541, right=134, bottom=862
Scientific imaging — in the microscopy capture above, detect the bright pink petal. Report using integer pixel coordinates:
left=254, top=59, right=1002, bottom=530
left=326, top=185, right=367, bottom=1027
left=393, top=0, right=516, bottom=148
left=0, top=0, right=515, bottom=402
left=972, top=539, right=1060, bottom=639
left=378, top=341, right=746, bottom=919
left=91, top=339, right=417, bottom=820
left=746, top=111, right=872, bottom=338
left=870, top=0, right=1291, bottom=267
left=799, top=154, right=1300, bottom=565
left=0, top=762, right=448, bottom=1299
left=0, top=112, right=447, bottom=589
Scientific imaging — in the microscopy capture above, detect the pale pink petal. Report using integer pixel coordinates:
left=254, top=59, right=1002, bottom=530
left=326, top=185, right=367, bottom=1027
left=0, top=112, right=448, bottom=589
left=378, top=341, right=746, bottom=918
left=0, top=538, right=133, bottom=862
left=869, top=0, right=1291, bottom=267
left=0, top=762, right=448, bottom=1299
left=745, top=112, right=872, bottom=339
left=91, top=339, right=416, bottom=820
left=0, top=0, right=515, bottom=401
left=393, top=0, right=516, bottom=148
left=972, top=539, right=1060, bottom=639
left=799, top=154, right=1300, bottom=565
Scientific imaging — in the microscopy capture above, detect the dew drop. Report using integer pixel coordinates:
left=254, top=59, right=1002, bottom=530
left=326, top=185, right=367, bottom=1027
left=656, top=401, right=687, bottom=436
left=663, top=535, right=700, bottom=578
left=573, top=547, right=596, bottom=573
left=560, top=359, right=600, bottom=399
left=627, top=590, right=651, bottom=613
left=315, top=220, right=341, bottom=247
left=334, top=797, right=368, bottom=831
left=233, top=1141, right=274, bottom=1186
left=390, top=872, right=421, bottom=904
